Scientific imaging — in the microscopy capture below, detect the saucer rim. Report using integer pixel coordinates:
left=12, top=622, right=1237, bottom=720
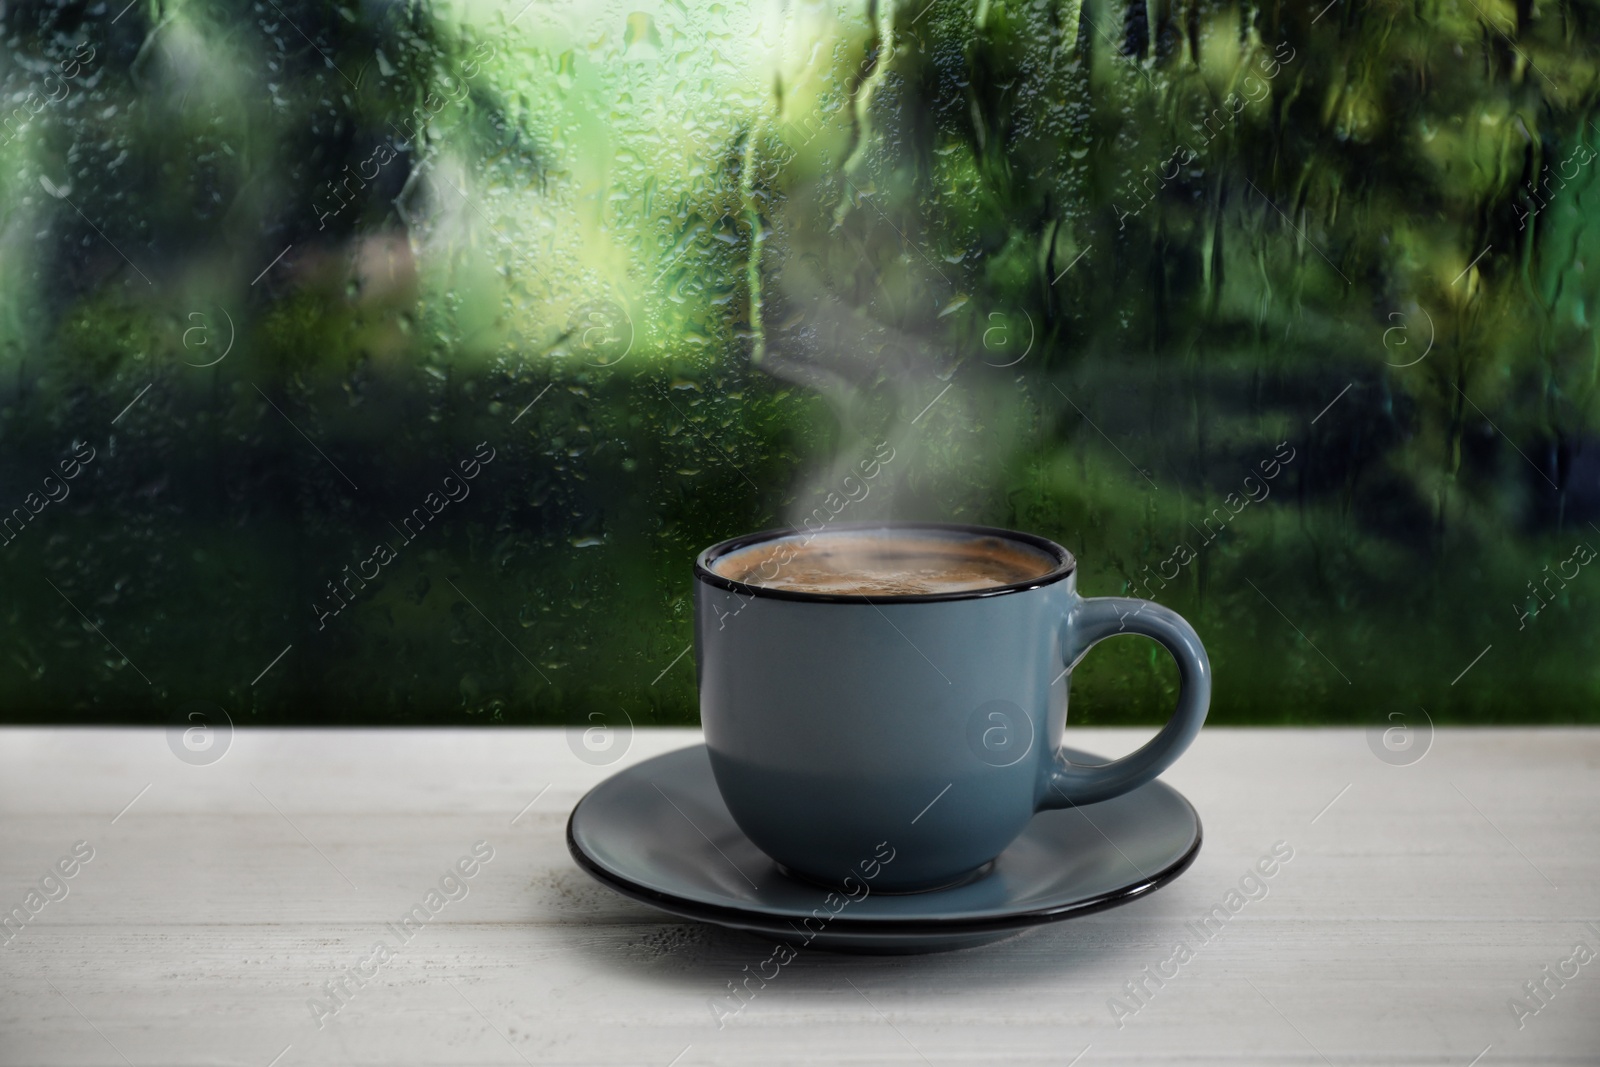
left=566, top=746, right=1203, bottom=937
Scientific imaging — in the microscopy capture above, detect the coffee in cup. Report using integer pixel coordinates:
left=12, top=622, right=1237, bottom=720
left=708, top=528, right=1058, bottom=596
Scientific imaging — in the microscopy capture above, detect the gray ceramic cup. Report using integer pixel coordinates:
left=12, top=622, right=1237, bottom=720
left=694, top=522, right=1210, bottom=893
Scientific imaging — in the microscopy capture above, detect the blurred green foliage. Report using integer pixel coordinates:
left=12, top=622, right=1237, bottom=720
left=1, top=0, right=1597, bottom=725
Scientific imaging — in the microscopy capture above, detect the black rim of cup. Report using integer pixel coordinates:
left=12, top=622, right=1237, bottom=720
left=693, top=521, right=1078, bottom=605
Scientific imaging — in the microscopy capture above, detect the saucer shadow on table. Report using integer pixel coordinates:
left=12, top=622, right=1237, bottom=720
left=567, top=745, right=1202, bottom=955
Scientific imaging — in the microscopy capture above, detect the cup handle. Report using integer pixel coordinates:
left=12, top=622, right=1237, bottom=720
left=1039, top=597, right=1211, bottom=809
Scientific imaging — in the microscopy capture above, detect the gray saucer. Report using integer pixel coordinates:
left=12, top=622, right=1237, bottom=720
left=567, top=744, right=1202, bottom=953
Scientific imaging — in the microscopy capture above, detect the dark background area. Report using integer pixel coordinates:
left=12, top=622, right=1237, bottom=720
left=1, top=0, right=1597, bottom=726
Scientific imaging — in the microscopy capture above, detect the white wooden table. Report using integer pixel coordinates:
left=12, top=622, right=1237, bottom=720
left=1, top=727, right=1596, bottom=1066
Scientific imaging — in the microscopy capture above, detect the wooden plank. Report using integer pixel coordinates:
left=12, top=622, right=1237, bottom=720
left=1, top=728, right=1596, bottom=1065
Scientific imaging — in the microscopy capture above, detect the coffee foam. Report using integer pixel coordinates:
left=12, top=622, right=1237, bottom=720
left=710, top=530, right=1059, bottom=596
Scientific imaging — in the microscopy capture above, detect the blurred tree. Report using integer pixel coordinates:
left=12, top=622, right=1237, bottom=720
left=1, top=0, right=1596, bottom=724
